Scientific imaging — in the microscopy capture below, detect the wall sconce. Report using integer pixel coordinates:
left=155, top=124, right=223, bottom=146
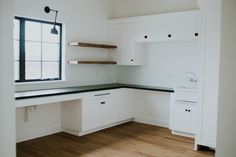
left=44, top=6, right=59, bottom=35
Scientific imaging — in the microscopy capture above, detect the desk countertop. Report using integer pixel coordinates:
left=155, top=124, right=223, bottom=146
left=15, top=83, right=174, bottom=100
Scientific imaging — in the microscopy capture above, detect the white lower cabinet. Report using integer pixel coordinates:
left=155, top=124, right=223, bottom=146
left=62, top=89, right=134, bottom=136
left=81, top=98, right=112, bottom=132
left=170, top=89, right=198, bottom=137
left=172, top=101, right=196, bottom=134
left=113, top=92, right=134, bottom=122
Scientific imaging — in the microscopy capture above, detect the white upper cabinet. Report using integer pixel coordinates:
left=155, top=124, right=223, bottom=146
left=109, top=10, right=201, bottom=65
left=136, top=11, right=200, bottom=42
left=109, top=23, right=136, bottom=65
left=109, top=22, right=147, bottom=65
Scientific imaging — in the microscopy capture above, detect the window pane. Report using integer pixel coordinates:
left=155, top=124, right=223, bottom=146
left=14, top=61, right=19, bottom=81
left=14, top=40, right=20, bottom=60
left=26, top=62, right=41, bottom=80
left=14, top=19, right=19, bottom=40
left=42, top=43, right=60, bottom=61
left=42, top=62, right=59, bottom=79
left=25, top=41, right=41, bottom=61
left=42, top=24, right=60, bottom=43
left=25, top=21, right=41, bottom=41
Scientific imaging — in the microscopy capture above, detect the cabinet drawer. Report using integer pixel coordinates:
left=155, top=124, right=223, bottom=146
left=174, top=91, right=198, bottom=102
left=82, top=89, right=124, bottom=101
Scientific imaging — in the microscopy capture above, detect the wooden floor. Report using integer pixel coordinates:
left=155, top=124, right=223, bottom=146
left=17, top=122, right=214, bottom=157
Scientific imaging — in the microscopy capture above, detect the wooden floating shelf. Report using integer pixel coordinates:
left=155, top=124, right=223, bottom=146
left=68, top=61, right=117, bottom=65
left=69, top=42, right=117, bottom=49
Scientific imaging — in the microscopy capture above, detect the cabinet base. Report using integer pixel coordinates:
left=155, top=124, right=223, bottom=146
left=171, top=130, right=195, bottom=138
left=194, top=143, right=216, bottom=151
left=62, top=118, right=134, bottom=137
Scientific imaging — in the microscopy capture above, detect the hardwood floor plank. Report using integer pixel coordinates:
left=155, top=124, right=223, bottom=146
left=17, top=122, right=214, bottom=157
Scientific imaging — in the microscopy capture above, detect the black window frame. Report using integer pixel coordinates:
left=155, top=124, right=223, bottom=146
left=14, top=16, right=62, bottom=83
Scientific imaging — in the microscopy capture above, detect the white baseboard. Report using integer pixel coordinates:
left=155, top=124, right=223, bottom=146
left=133, top=117, right=169, bottom=128
left=171, top=130, right=195, bottom=138
left=16, top=118, right=169, bottom=143
left=16, top=126, right=62, bottom=143
left=63, top=119, right=133, bottom=137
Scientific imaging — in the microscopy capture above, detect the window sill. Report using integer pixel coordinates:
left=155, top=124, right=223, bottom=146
left=15, top=80, right=66, bottom=86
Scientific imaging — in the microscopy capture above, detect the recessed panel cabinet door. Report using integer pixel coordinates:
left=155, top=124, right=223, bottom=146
left=172, top=102, right=196, bottom=134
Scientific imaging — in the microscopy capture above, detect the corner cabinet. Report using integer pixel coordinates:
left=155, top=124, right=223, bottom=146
left=108, top=23, right=147, bottom=65
left=108, top=10, right=201, bottom=66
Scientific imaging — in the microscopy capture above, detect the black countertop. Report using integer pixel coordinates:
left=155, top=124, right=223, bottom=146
left=15, top=83, right=174, bottom=100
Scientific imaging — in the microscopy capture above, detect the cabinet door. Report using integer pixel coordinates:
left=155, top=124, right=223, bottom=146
left=102, top=97, right=117, bottom=126
left=113, top=96, right=133, bottom=122
left=135, top=21, right=160, bottom=42
left=166, top=12, right=199, bottom=41
left=81, top=99, right=106, bottom=132
left=172, top=102, right=196, bottom=134
left=110, top=23, right=136, bottom=65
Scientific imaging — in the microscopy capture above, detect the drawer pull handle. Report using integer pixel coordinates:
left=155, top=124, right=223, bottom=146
left=101, top=102, right=106, bottom=104
left=176, top=100, right=197, bottom=103
left=94, top=93, right=111, bottom=97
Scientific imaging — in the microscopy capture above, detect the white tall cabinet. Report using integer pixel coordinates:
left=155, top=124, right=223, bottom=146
left=196, top=2, right=221, bottom=149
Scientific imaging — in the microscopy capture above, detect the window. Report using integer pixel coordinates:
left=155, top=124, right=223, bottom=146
left=14, top=17, right=62, bottom=83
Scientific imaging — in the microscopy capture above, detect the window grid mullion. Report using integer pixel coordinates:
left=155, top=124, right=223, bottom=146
left=19, top=19, right=25, bottom=81
left=40, top=23, right=43, bottom=80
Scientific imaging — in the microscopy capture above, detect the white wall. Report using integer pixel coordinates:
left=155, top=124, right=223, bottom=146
left=117, top=41, right=199, bottom=88
left=16, top=103, right=61, bottom=142
left=0, top=0, right=16, bottom=156
left=110, top=0, right=199, bottom=18
left=14, top=0, right=117, bottom=92
left=216, top=0, right=236, bottom=156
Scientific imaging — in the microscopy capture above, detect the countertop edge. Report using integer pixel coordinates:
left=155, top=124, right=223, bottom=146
left=15, top=84, right=174, bottom=100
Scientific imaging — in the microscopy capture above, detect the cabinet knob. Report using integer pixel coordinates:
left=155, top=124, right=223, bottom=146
left=195, top=33, right=199, bottom=37
left=185, top=109, right=188, bottom=112
left=131, top=59, right=134, bottom=62
left=101, top=102, right=106, bottom=104
left=168, top=34, right=172, bottom=38
left=144, top=35, right=148, bottom=39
